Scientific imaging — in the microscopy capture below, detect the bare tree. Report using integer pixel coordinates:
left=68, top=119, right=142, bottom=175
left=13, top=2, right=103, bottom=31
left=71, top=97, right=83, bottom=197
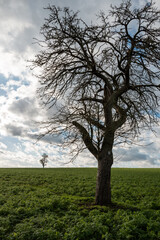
left=40, top=153, right=48, bottom=168
left=32, top=0, right=160, bottom=205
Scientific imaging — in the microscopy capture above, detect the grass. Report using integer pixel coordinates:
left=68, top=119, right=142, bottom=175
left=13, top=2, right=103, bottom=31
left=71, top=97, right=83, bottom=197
left=0, top=168, right=160, bottom=239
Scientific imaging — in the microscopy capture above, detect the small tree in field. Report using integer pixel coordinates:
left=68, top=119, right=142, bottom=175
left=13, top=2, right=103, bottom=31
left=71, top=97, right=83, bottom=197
left=40, top=153, right=48, bottom=168
left=33, top=0, right=160, bottom=205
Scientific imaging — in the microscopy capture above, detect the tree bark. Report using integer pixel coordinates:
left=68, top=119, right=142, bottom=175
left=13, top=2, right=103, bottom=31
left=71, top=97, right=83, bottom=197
left=95, top=151, right=113, bottom=206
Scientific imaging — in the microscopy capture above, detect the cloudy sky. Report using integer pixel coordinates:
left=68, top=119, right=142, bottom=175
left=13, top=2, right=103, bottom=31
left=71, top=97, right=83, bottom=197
left=0, top=0, right=160, bottom=168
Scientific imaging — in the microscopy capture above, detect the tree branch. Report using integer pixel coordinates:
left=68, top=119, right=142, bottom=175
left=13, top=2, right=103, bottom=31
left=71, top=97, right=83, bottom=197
left=72, top=121, right=98, bottom=158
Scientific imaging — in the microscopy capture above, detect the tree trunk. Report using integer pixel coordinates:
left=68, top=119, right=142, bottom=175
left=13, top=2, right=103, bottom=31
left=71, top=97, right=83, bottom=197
left=95, top=151, right=113, bottom=206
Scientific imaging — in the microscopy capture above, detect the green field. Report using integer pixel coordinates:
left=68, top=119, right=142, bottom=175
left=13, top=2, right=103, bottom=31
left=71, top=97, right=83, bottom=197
left=0, top=168, right=160, bottom=240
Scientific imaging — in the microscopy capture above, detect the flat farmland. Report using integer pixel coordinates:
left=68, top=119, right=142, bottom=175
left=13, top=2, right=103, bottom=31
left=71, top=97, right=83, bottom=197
left=0, top=168, right=160, bottom=240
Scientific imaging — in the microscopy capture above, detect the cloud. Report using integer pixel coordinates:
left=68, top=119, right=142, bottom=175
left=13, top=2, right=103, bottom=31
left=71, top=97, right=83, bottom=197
left=113, top=128, right=160, bottom=167
left=0, top=142, right=7, bottom=150
left=4, top=121, right=63, bottom=146
left=5, top=124, right=24, bottom=137
left=8, top=97, right=39, bottom=118
left=119, top=148, right=148, bottom=162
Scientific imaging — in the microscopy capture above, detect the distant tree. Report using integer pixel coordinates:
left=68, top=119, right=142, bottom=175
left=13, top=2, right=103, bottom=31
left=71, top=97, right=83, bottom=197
left=40, top=153, right=48, bottom=168
left=32, top=1, right=160, bottom=205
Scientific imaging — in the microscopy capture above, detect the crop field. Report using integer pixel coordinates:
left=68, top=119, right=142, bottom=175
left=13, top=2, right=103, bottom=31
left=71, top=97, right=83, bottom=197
left=0, top=168, right=160, bottom=240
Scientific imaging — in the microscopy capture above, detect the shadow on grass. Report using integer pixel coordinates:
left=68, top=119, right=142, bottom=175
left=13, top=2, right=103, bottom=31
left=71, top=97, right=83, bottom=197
left=108, top=202, right=139, bottom=211
left=78, top=199, right=139, bottom=212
